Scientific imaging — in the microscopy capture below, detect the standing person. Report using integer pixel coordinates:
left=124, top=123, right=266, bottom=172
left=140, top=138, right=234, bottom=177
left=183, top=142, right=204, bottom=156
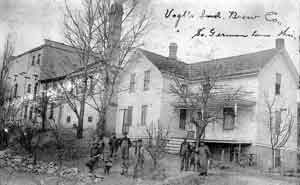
left=109, top=132, right=117, bottom=157
left=189, top=142, right=196, bottom=171
left=86, top=138, right=102, bottom=173
left=179, top=138, right=190, bottom=171
left=103, top=137, right=113, bottom=175
left=196, top=141, right=211, bottom=176
left=120, top=132, right=132, bottom=176
left=133, top=139, right=145, bottom=179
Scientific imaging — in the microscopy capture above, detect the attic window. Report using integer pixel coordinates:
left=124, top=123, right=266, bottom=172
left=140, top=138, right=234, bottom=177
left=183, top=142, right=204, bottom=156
left=275, top=73, right=281, bottom=95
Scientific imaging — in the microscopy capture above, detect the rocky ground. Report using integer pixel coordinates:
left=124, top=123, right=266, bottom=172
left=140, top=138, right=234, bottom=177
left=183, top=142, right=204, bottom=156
left=0, top=149, right=299, bottom=185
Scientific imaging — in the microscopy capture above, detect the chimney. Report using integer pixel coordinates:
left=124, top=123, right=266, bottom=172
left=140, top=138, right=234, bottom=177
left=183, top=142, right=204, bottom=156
left=169, top=42, right=178, bottom=59
left=275, top=38, right=285, bottom=49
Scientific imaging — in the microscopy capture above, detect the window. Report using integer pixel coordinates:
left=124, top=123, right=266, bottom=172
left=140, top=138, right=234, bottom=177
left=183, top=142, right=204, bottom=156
left=274, top=149, right=281, bottom=167
left=37, top=54, right=41, bottom=65
left=128, top=106, right=133, bottom=126
left=122, top=106, right=133, bottom=134
left=33, top=83, right=38, bottom=99
left=223, top=107, right=235, bottom=130
left=27, top=84, right=31, bottom=93
left=66, top=116, right=71, bottom=123
left=275, top=73, right=281, bottom=95
left=32, top=56, right=35, bottom=66
left=275, top=110, right=281, bottom=135
left=141, top=105, right=148, bottom=125
left=88, top=116, right=93, bottom=122
left=89, top=76, right=94, bottom=94
left=129, top=73, right=136, bottom=93
left=29, top=107, right=33, bottom=120
left=179, top=109, right=187, bottom=129
left=49, top=103, right=54, bottom=119
left=144, top=70, right=150, bottom=91
left=14, top=83, right=18, bottom=98
left=24, top=105, right=28, bottom=119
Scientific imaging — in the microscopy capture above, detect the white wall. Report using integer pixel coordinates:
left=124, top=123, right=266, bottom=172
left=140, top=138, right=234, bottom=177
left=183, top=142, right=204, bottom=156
left=116, top=51, right=164, bottom=137
left=256, top=52, right=298, bottom=151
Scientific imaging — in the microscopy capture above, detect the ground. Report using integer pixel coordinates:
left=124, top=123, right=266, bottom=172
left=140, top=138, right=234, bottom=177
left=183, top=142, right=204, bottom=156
left=0, top=154, right=299, bottom=185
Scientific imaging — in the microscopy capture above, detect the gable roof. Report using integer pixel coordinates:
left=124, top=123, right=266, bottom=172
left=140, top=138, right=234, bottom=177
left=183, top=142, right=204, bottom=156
left=139, top=48, right=281, bottom=80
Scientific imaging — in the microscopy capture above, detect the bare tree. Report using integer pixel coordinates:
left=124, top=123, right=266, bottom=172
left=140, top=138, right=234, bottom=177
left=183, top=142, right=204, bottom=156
left=62, top=0, right=149, bottom=138
left=264, top=93, right=294, bottom=169
left=144, top=121, right=169, bottom=169
left=169, top=61, right=251, bottom=145
left=0, top=34, right=15, bottom=126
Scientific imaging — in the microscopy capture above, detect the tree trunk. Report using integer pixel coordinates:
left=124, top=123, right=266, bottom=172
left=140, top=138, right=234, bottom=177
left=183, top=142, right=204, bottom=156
left=96, top=110, right=106, bottom=137
left=77, top=77, right=88, bottom=139
left=271, top=147, right=275, bottom=169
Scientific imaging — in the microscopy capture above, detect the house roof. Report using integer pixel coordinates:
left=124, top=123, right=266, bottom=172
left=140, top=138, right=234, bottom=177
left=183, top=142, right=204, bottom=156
left=139, top=48, right=280, bottom=80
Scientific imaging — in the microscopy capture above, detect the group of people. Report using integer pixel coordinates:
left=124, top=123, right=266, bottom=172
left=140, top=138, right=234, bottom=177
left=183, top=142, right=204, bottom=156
left=180, top=138, right=211, bottom=176
left=86, top=132, right=145, bottom=178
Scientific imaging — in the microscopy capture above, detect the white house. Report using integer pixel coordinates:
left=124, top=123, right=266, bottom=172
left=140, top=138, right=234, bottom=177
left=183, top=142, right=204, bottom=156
left=116, top=39, right=299, bottom=170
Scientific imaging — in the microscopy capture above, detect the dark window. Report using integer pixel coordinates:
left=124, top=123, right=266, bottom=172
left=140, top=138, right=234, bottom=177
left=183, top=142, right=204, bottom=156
left=127, top=106, right=133, bottom=126
left=144, top=70, right=150, bottom=91
left=275, top=149, right=281, bottom=167
left=37, top=54, right=41, bottom=65
left=49, top=103, right=54, bottom=119
left=122, top=109, right=129, bottom=134
left=179, top=109, right=187, bottom=129
left=122, top=106, right=133, bottom=134
left=24, top=105, right=28, bottom=119
left=27, top=84, right=31, bottom=93
left=66, top=116, right=71, bottom=123
left=33, top=83, right=38, bottom=99
left=32, top=56, right=35, bottom=66
left=223, top=107, right=235, bottom=130
left=14, top=83, right=18, bottom=98
left=275, top=110, right=281, bottom=135
left=129, top=73, right=136, bottom=93
left=89, top=77, right=94, bottom=94
left=88, top=116, right=93, bottom=122
left=29, top=107, right=33, bottom=120
left=141, top=105, right=148, bottom=125
left=275, top=73, right=281, bottom=95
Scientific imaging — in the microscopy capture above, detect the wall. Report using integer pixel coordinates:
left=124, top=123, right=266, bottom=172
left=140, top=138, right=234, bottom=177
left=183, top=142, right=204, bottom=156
left=160, top=74, right=258, bottom=141
left=116, top=51, right=164, bottom=137
left=255, top=51, right=298, bottom=169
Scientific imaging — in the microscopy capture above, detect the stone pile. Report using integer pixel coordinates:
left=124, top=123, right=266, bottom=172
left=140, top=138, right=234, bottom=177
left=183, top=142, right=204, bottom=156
left=0, top=150, right=79, bottom=177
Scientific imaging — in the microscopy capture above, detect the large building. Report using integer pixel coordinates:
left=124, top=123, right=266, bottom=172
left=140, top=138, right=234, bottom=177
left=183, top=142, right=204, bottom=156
left=116, top=38, right=299, bottom=170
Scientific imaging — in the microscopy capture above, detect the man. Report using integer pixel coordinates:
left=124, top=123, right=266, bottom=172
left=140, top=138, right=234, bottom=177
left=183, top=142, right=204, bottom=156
left=120, top=132, right=132, bottom=176
left=109, top=132, right=118, bottom=157
left=196, top=141, right=211, bottom=176
left=179, top=138, right=190, bottom=171
left=133, top=139, right=145, bottom=178
left=86, top=136, right=104, bottom=173
left=189, top=142, right=196, bottom=171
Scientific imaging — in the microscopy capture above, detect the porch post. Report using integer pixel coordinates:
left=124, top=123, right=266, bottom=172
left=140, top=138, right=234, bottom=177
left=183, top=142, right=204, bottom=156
left=238, top=143, right=241, bottom=163
left=234, top=103, right=238, bottom=125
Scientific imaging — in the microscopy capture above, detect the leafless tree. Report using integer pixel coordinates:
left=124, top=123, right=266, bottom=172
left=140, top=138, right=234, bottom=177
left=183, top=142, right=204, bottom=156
left=62, top=0, right=149, bottom=138
left=144, top=121, right=169, bottom=169
left=0, top=34, right=15, bottom=127
left=169, top=60, right=251, bottom=146
left=264, top=93, right=294, bottom=169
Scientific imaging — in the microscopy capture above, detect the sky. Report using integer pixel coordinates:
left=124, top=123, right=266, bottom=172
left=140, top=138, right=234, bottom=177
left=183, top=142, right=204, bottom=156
left=0, top=0, right=299, bottom=70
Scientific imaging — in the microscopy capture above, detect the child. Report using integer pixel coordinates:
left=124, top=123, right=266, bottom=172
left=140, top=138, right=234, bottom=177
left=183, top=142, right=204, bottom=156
left=104, top=157, right=113, bottom=175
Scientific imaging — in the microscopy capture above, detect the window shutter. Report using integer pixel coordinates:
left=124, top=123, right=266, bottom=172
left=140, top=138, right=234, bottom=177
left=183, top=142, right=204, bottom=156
left=141, top=105, right=147, bottom=125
